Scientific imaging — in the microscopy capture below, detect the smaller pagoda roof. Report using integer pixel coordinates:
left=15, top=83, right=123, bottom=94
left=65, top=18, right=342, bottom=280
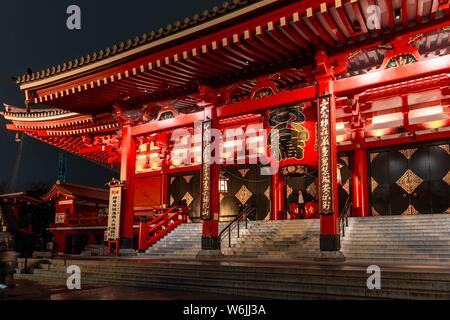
left=0, top=192, right=43, bottom=205
left=41, top=180, right=109, bottom=203
left=1, top=104, right=76, bottom=121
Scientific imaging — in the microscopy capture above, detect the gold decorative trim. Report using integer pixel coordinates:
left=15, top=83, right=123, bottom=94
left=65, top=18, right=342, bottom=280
left=286, top=185, right=293, bottom=199
left=235, top=185, right=252, bottom=205
left=401, top=204, right=420, bottom=216
left=396, top=169, right=423, bottom=194
left=370, top=153, right=379, bottom=163
left=371, top=177, right=379, bottom=191
left=371, top=207, right=381, bottom=216
left=340, top=156, right=349, bottom=167
left=264, top=186, right=271, bottom=201
left=183, top=175, right=193, bottom=184
left=169, top=195, right=174, bottom=206
left=439, top=144, right=450, bottom=155
left=343, top=180, right=350, bottom=195
left=182, top=192, right=194, bottom=206
left=444, top=169, right=450, bottom=187
left=399, top=148, right=417, bottom=160
left=238, top=169, right=250, bottom=177
left=220, top=194, right=225, bottom=203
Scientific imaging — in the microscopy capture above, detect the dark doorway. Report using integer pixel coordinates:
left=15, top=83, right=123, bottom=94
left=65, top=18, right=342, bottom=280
left=369, top=141, right=450, bottom=215
left=66, top=234, right=89, bottom=254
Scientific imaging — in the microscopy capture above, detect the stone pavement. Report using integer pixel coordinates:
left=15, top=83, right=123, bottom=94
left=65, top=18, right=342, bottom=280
left=1, top=279, right=253, bottom=300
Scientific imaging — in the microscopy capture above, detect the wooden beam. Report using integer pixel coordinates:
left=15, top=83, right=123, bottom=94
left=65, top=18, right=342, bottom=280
left=217, top=85, right=316, bottom=118
left=334, top=54, right=450, bottom=96
left=131, top=111, right=204, bottom=136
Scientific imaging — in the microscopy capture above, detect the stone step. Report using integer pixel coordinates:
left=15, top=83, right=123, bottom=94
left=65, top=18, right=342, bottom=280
left=30, top=267, right=450, bottom=293
left=14, top=260, right=450, bottom=299
left=21, top=259, right=450, bottom=282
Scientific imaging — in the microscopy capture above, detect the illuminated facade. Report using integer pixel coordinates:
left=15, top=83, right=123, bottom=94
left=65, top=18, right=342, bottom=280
left=1, top=0, right=450, bottom=255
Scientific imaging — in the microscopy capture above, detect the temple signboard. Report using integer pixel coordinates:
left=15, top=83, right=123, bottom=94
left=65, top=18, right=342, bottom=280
left=106, top=185, right=122, bottom=240
left=55, top=213, right=66, bottom=224
left=318, top=95, right=333, bottom=215
left=200, top=120, right=212, bottom=220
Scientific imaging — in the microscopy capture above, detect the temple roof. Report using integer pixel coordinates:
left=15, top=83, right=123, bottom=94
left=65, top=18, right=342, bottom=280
left=15, top=0, right=271, bottom=86
left=13, top=0, right=449, bottom=115
left=41, top=180, right=109, bottom=203
left=0, top=192, right=43, bottom=205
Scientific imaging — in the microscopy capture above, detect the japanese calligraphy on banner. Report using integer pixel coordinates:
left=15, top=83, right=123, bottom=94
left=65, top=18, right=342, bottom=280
left=318, top=95, right=333, bottom=215
left=106, top=186, right=122, bottom=240
left=201, top=120, right=212, bottom=220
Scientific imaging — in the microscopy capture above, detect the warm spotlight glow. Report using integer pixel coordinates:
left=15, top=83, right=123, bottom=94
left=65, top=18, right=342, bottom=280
left=336, top=122, right=345, bottom=130
left=336, top=135, right=347, bottom=143
left=409, top=106, right=443, bottom=118
left=425, top=120, right=448, bottom=129
left=370, top=128, right=391, bottom=137
left=372, top=113, right=403, bottom=125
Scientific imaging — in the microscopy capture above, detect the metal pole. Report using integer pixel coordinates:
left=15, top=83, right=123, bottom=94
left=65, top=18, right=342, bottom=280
left=237, top=219, right=240, bottom=238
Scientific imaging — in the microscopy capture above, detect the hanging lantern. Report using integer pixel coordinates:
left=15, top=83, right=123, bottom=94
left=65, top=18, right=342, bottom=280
left=219, top=171, right=229, bottom=194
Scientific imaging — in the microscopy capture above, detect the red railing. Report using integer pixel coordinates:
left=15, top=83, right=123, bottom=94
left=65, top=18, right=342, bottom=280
left=137, top=205, right=188, bottom=251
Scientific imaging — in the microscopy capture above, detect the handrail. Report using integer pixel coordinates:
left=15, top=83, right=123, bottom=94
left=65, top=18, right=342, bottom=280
left=146, top=207, right=180, bottom=234
left=219, top=203, right=256, bottom=248
left=340, top=197, right=352, bottom=238
left=137, top=205, right=188, bottom=251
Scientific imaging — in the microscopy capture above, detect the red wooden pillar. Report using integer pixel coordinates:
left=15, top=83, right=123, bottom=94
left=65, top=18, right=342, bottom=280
left=271, top=171, right=285, bottom=220
left=200, top=106, right=221, bottom=253
left=88, top=232, right=95, bottom=245
left=317, top=68, right=341, bottom=252
left=119, top=124, right=137, bottom=251
left=352, top=129, right=369, bottom=217
left=161, top=159, right=170, bottom=207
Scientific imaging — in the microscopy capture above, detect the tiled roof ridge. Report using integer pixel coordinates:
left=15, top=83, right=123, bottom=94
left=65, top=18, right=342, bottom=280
left=16, top=0, right=262, bottom=85
left=58, top=181, right=109, bottom=193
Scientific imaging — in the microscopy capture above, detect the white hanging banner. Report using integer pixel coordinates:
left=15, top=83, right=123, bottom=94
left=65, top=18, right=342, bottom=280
left=106, top=185, right=122, bottom=240
left=318, top=95, right=334, bottom=216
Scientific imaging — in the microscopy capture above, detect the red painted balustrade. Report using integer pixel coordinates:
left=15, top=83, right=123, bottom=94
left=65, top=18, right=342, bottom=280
left=137, top=206, right=188, bottom=251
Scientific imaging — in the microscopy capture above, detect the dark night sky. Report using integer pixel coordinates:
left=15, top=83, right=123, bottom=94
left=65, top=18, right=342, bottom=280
left=0, top=0, right=224, bottom=191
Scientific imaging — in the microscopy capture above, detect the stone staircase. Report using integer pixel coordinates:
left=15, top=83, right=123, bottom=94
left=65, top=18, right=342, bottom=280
left=145, top=222, right=255, bottom=257
left=222, top=219, right=320, bottom=259
left=145, top=219, right=320, bottom=259
left=12, top=257, right=450, bottom=299
left=146, top=214, right=450, bottom=263
left=342, top=214, right=450, bottom=263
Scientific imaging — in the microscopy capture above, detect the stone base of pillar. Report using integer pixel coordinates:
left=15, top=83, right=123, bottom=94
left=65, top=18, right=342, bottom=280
left=320, top=234, right=340, bottom=251
left=314, top=251, right=346, bottom=262
left=119, top=237, right=136, bottom=256
left=196, top=249, right=223, bottom=259
left=201, top=236, right=221, bottom=250
left=197, top=236, right=222, bottom=259
left=119, top=249, right=137, bottom=256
